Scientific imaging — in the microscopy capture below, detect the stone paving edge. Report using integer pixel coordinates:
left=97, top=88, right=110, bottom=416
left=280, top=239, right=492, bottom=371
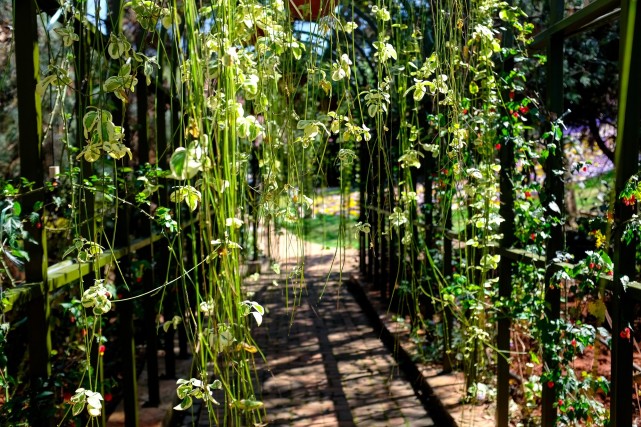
left=346, top=275, right=459, bottom=427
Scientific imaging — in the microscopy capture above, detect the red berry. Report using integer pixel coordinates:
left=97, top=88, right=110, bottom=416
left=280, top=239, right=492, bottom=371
left=99, top=344, right=106, bottom=356
left=530, top=233, right=536, bottom=240
left=36, top=222, right=42, bottom=229
left=620, top=327, right=631, bottom=340
left=558, top=399, right=563, bottom=406
left=462, top=108, right=468, bottom=115
left=582, top=166, right=588, bottom=172
left=547, top=381, right=554, bottom=389
left=104, top=393, right=113, bottom=402
left=136, top=276, right=143, bottom=283
left=512, top=111, right=519, bottom=118
left=495, top=143, right=501, bottom=150
left=571, top=338, right=577, bottom=347
left=524, top=191, right=531, bottom=199
left=63, top=391, right=72, bottom=402
left=519, top=106, right=530, bottom=114
left=509, top=91, right=515, bottom=100
left=589, top=262, right=595, bottom=269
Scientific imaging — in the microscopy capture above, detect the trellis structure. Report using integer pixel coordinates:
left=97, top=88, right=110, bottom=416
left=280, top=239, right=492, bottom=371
left=5, top=0, right=641, bottom=426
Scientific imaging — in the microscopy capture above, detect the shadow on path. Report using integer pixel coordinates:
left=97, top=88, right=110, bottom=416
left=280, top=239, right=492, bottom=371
left=251, top=250, right=434, bottom=427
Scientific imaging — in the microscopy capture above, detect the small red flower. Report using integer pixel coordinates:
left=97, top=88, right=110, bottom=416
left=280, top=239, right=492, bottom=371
left=462, top=108, right=468, bottom=115
left=589, top=262, right=595, bottom=270
left=509, top=91, right=515, bottom=100
left=524, top=191, right=531, bottom=199
left=571, top=338, right=577, bottom=347
left=623, top=194, right=636, bottom=206
left=512, top=111, right=519, bottom=118
left=547, top=381, right=554, bottom=389
left=519, top=105, right=530, bottom=114
left=530, top=233, right=536, bottom=240
left=495, top=143, right=501, bottom=150
left=99, top=345, right=106, bottom=356
left=608, top=271, right=614, bottom=276
left=620, top=327, right=631, bottom=341
left=558, top=399, right=563, bottom=406
left=568, top=406, right=574, bottom=412
left=104, top=393, right=113, bottom=402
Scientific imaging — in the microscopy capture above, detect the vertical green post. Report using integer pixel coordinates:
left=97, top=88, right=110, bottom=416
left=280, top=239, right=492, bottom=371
left=541, top=0, right=565, bottom=423
left=611, top=0, right=641, bottom=424
left=496, top=112, right=515, bottom=427
left=137, top=72, right=149, bottom=165
left=496, top=15, right=515, bottom=427
left=14, top=1, right=51, bottom=425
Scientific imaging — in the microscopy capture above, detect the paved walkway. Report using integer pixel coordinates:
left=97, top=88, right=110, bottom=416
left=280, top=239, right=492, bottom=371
left=244, top=232, right=434, bottom=426
left=251, top=270, right=434, bottom=426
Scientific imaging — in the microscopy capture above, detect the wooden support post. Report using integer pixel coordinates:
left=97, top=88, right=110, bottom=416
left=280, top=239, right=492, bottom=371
left=116, top=206, right=139, bottom=426
left=496, top=15, right=516, bottom=427
left=610, top=0, right=641, bottom=423
left=119, top=296, right=140, bottom=427
left=541, top=0, right=565, bottom=423
left=14, top=2, right=51, bottom=425
left=134, top=44, right=160, bottom=407
left=141, top=245, right=160, bottom=406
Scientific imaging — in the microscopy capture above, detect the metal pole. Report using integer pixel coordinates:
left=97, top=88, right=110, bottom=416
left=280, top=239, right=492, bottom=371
left=611, top=0, right=641, bottom=423
left=541, top=0, right=565, bottom=423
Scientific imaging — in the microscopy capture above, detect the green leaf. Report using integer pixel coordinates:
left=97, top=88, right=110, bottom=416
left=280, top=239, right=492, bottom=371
left=72, top=401, right=85, bottom=416
left=173, top=396, right=193, bottom=411
left=251, top=311, right=263, bottom=327
left=235, top=398, right=264, bottom=411
left=271, top=263, right=281, bottom=275
left=184, top=188, right=201, bottom=212
left=12, top=202, right=21, bottom=217
left=169, top=147, right=201, bottom=180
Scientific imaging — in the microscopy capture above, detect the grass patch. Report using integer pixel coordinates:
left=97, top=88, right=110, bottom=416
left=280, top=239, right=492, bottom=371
left=572, top=169, right=615, bottom=211
left=282, top=213, right=360, bottom=249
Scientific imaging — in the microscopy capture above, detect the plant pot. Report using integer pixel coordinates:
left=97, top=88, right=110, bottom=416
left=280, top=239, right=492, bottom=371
left=288, top=0, right=334, bottom=21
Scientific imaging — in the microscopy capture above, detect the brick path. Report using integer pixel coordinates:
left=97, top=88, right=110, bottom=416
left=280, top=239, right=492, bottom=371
left=249, top=263, right=434, bottom=426
left=170, top=233, right=435, bottom=426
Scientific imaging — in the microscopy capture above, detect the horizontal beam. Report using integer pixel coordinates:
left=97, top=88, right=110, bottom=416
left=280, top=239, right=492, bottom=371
left=442, top=231, right=638, bottom=296
left=531, top=0, right=621, bottom=48
left=2, top=219, right=198, bottom=313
